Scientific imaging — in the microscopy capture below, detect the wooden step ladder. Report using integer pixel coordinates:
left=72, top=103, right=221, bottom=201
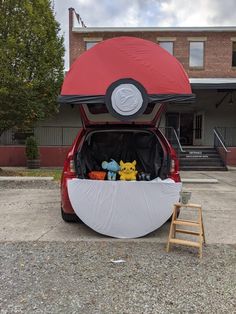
left=166, top=203, right=206, bottom=258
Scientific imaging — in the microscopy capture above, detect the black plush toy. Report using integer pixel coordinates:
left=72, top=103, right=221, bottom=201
left=137, top=172, right=151, bottom=181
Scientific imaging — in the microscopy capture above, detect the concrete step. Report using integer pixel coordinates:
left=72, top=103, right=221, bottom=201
left=179, top=146, right=226, bottom=171
left=180, top=160, right=224, bottom=166
left=179, top=156, right=221, bottom=162
left=180, top=153, right=219, bottom=157
left=182, top=146, right=214, bottom=150
left=180, top=165, right=227, bottom=171
left=181, top=151, right=218, bottom=155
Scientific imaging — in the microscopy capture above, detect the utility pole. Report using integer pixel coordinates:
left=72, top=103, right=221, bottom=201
left=52, top=0, right=55, bottom=13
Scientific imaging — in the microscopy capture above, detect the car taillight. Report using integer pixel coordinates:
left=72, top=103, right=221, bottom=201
left=170, top=159, right=175, bottom=174
left=69, top=159, right=76, bottom=173
left=168, top=149, right=180, bottom=182
left=64, top=157, right=76, bottom=176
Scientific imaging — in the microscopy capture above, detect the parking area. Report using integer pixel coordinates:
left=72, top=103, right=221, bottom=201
left=0, top=171, right=236, bottom=313
left=0, top=171, right=236, bottom=244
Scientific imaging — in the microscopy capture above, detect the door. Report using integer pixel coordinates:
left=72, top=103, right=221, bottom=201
left=166, top=112, right=194, bottom=146
left=179, top=113, right=194, bottom=145
left=193, top=112, right=204, bottom=146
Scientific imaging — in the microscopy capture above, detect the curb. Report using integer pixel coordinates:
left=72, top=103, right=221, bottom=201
left=182, top=178, right=218, bottom=183
left=0, top=176, right=54, bottom=181
left=0, top=177, right=218, bottom=183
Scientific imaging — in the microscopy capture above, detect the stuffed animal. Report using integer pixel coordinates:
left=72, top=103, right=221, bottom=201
left=119, top=160, right=138, bottom=181
left=88, top=171, right=106, bottom=180
left=102, top=159, right=120, bottom=180
left=137, top=172, right=151, bottom=181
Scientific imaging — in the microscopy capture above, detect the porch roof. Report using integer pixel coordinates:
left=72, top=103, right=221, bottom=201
left=190, top=78, right=236, bottom=90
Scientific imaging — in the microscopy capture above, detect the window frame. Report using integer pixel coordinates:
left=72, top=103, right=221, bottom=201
left=157, top=37, right=176, bottom=56
left=159, top=41, right=174, bottom=55
left=83, top=37, right=103, bottom=51
left=232, top=41, right=236, bottom=68
left=189, top=41, right=205, bottom=70
left=85, top=41, right=100, bottom=50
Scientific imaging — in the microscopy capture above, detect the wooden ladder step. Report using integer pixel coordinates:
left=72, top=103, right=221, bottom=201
left=169, top=238, right=201, bottom=248
left=173, top=219, right=200, bottom=227
left=166, top=203, right=206, bottom=258
left=175, top=229, right=200, bottom=236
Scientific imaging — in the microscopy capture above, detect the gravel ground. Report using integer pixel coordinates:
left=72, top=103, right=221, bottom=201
left=0, top=241, right=236, bottom=314
left=1, top=174, right=236, bottom=313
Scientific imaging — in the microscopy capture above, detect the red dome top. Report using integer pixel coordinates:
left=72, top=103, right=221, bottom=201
left=61, top=36, right=192, bottom=96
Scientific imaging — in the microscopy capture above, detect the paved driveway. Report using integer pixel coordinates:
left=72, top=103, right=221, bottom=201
left=0, top=171, right=235, bottom=244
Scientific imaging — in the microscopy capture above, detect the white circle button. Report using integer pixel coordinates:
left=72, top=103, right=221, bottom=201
left=111, top=83, right=143, bottom=116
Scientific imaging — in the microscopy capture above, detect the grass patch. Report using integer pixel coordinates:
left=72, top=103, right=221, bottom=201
left=0, top=168, right=62, bottom=181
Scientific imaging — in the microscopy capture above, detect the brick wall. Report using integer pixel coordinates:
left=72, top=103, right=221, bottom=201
left=0, top=146, right=70, bottom=167
left=217, top=147, right=236, bottom=166
left=69, top=9, right=236, bottom=78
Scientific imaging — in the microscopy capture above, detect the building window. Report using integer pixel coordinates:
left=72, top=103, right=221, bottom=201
left=159, top=41, right=174, bottom=55
left=232, top=42, right=236, bottom=67
left=189, top=42, right=204, bottom=68
left=85, top=41, right=99, bottom=50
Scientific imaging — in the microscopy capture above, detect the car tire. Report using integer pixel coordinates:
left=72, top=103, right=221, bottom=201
left=61, top=207, right=81, bottom=223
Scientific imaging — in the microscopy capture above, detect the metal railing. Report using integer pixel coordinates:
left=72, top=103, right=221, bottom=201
left=0, top=126, right=81, bottom=146
left=215, top=127, right=236, bottom=147
left=213, top=128, right=231, bottom=166
left=159, top=127, right=185, bottom=156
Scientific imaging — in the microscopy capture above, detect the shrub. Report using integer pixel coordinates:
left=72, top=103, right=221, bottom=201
left=25, top=136, right=39, bottom=160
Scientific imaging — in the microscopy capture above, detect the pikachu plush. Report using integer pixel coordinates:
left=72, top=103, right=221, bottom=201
left=119, top=160, right=138, bottom=181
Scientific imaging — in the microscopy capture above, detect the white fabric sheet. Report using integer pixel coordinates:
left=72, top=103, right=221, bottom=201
left=68, top=179, right=182, bottom=238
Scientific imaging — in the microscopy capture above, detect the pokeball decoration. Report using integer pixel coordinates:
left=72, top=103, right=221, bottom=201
left=105, top=78, right=148, bottom=120
left=68, top=179, right=182, bottom=238
left=58, top=36, right=195, bottom=113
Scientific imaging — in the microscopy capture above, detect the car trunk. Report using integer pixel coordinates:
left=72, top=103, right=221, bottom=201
left=75, top=128, right=169, bottom=181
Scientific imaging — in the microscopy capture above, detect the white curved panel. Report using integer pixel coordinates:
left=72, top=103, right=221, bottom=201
left=68, top=179, right=182, bottom=238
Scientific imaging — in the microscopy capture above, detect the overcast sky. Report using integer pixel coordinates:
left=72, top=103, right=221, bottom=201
left=54, top=0, right=236, bottom=69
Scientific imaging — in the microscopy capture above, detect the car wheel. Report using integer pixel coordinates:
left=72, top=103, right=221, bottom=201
left=61, top=207, right=81, bottom=223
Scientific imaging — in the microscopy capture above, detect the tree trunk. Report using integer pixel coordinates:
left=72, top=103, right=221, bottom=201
left=0, top=130, right=5, bottom=138
left=0, top=128, right=7, bottom=138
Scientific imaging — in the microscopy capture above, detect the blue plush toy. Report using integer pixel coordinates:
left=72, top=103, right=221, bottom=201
left=102, top=159, right=120, bottom=181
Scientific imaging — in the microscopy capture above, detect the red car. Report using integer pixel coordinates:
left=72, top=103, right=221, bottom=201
left=59, top=37, right=194, bottom=222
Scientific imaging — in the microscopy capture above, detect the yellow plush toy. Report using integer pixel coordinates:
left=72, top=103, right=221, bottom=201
left=119, top=160, right=138, bottom=181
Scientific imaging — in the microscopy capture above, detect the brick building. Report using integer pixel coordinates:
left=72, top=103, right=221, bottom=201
left=1, top=7, right=236, bottom=168
left=68, top=8, right=236, bottom=168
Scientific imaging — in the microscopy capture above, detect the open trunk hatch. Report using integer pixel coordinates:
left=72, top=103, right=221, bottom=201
left=79, top=103, right=165, bottom=127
